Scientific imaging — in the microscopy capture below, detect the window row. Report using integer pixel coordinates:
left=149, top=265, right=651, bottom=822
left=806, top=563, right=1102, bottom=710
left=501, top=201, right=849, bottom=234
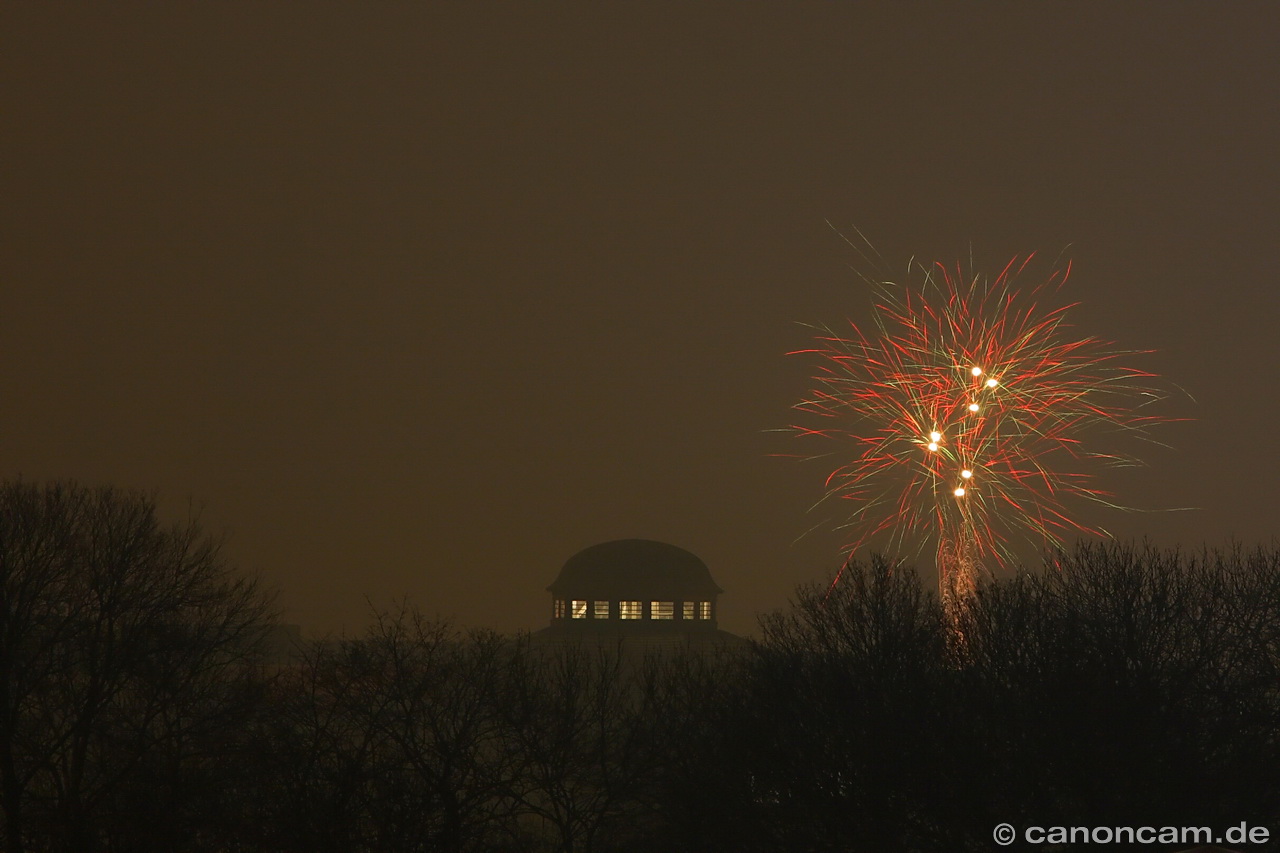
left=553, top=599, right=712, bottom=620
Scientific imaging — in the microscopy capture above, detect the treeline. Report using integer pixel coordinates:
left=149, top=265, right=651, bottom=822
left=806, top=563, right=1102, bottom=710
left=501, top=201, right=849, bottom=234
left=1, top=480, right=1278, bottom=852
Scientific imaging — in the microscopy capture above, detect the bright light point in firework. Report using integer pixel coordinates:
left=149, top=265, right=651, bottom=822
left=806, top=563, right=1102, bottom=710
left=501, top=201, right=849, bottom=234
left=971, top=366, right=983, bottom=377
left=986, top=378, right=998, bottom=388
left=930, top=430, right=942, bottom=442
left=961, top=469, right=973, bottom=479
left=954, top=487, right=967, bottom=497
left=968, top=402, right=980, bottom=412
left=927, top=442, right=939, bottom=452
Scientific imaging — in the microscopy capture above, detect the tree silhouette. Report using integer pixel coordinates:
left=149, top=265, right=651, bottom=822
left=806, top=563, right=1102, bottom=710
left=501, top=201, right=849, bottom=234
left=0, top=480, right=274, bottom=853
left=6, top=482, right=1276, bottom=852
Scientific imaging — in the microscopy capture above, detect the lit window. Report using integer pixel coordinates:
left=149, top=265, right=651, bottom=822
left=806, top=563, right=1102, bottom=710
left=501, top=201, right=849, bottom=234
left=651, top=601, right=674, bottom=620
left=593, top=600, right=609, bottom=619
left=571, top=600, right=588, bottom=619
left=683, top=601, right=694, bottom=620
left=554, top=599, right=565, bottom=619
left=698, top=601, right=711, bottom=620
left=620, top=600, right=641, bottom=620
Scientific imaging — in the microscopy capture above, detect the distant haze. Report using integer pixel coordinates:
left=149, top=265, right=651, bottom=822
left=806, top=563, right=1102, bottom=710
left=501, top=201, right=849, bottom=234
left=3, top=4, right=1276, bottom=637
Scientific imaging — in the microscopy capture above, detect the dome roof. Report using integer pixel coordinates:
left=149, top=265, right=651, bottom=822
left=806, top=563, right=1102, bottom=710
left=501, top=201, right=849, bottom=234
left=547, top=539, right=723, bottom=599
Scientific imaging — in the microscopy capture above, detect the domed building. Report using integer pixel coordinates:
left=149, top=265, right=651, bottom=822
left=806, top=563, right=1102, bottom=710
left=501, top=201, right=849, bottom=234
left=535, top=539, right=742, bottom=647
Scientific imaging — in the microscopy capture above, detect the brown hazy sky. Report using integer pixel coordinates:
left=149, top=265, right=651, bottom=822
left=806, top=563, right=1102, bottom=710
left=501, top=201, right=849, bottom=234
left=3, top=3, right=1278, bottom=637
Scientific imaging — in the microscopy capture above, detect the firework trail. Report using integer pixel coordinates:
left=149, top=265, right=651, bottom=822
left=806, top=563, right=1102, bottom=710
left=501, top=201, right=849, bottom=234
left=790, top=245, right=1172, bottom=631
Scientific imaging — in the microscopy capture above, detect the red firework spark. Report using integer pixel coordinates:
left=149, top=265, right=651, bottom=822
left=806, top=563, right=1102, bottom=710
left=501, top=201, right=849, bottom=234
left=790, top=252, right=1171, bottom=573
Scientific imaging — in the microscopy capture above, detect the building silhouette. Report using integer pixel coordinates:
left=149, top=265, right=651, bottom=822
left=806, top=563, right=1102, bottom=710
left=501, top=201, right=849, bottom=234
left=534, top=539, right=743, bottom=648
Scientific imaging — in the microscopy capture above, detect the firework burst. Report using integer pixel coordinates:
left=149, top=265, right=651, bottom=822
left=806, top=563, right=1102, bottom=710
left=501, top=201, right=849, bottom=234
left=790, top=248, right=1172, bottom=624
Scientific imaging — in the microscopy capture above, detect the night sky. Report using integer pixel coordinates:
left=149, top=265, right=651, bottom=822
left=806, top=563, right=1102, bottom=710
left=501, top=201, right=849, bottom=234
left=4, top=4, right=1278, bottom=638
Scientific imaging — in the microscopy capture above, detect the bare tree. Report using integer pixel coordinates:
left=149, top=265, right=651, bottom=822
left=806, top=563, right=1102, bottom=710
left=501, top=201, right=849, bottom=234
left=0, top=480, right=274, bottom=853
left=744, top=555, right=949, bottom=852
left=255, top=606, right=520, bottom=853
left=355, top=609, right=518, bottom=852
left=498, top=641, right=668, bottom=853
left=678, top=545, right=1280, bottom=852
left=962, top=541, right=1280, bottom=836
